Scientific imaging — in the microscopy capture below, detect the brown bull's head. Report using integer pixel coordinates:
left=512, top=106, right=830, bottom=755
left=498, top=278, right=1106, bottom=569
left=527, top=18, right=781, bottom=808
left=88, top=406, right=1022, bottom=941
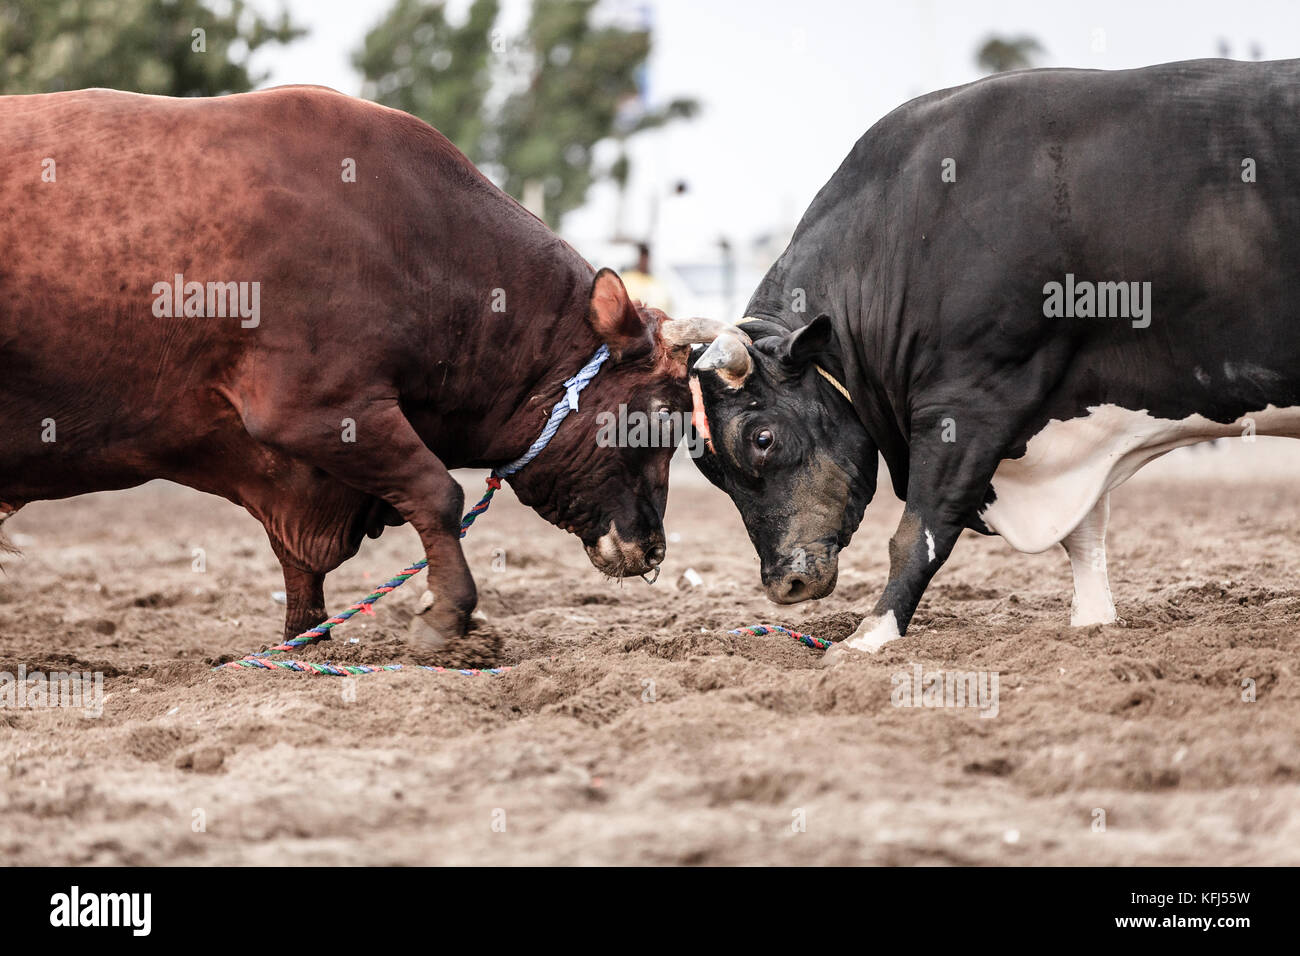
left=506, top=269, right=742, bottom=578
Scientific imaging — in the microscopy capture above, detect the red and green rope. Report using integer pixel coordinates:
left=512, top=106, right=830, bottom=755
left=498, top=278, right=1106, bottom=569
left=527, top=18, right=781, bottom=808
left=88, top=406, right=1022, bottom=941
left=727, top=624, right=833, bottom=651
left=215, top=471, right=831, bottom=677
left=216, top=476, right=508, bottom=674
left=221, top=658, right=511, bottom=677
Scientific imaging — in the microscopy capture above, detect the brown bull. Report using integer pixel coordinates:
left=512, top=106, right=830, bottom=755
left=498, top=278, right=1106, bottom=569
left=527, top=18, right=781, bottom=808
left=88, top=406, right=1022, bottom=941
left=0, top=86, right=729, bottom=645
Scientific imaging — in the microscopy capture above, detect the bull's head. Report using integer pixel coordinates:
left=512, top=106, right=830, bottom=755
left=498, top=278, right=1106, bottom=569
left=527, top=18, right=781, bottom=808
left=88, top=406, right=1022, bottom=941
left=507, top=269, right=740, bottom=579
left=686, top=315, right=877, bottom=603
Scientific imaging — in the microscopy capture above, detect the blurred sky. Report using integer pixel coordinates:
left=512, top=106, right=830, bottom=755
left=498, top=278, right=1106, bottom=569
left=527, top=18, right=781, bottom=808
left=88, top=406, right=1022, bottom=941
left=260, top=0, right=1300, bottom=267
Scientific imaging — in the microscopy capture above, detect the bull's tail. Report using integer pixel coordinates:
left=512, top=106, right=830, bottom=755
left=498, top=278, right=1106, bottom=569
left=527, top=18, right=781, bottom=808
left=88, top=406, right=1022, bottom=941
left=0, top=512, right=21, bottom=562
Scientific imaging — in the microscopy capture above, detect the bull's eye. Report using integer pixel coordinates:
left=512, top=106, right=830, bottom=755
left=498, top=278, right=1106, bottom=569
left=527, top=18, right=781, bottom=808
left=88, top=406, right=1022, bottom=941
left=754, top=429, right=774, bottom=450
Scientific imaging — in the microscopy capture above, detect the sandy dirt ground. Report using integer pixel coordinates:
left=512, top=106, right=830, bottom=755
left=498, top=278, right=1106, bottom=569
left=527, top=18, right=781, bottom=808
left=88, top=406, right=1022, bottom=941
left=1, top=443, right=1298, bottom=865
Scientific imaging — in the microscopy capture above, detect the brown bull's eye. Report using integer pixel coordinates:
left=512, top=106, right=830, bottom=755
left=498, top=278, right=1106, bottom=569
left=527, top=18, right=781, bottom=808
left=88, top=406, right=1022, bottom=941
left=754, top=429, right=774, bottom=450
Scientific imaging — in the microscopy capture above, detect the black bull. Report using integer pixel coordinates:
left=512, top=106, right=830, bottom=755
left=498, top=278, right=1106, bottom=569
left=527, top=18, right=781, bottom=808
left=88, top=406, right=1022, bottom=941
left=689, top=58, right=1300, bottom=659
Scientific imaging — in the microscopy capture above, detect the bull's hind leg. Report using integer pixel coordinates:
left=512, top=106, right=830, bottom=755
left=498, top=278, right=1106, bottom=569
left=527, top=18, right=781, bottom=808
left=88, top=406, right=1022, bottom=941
left=0, top=502, right=22, bottom=561
left=0, top=502, right=20, bottom=547
left=1061, top=493, right=1117, bottom=627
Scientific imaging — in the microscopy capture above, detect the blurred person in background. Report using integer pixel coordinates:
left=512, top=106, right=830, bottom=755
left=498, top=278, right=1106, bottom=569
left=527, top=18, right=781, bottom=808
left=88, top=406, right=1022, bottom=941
left=621, top=242, right=673, bottom=312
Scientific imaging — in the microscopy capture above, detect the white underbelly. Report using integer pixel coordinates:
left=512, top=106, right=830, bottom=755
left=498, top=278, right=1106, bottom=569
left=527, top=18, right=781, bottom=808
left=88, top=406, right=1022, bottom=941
left=980, top=403, right=1300, bottom=553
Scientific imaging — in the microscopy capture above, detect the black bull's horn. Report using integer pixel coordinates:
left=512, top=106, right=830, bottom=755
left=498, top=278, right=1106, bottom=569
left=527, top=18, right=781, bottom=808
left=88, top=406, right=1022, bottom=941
left=659, top=318, right=753, bottom=386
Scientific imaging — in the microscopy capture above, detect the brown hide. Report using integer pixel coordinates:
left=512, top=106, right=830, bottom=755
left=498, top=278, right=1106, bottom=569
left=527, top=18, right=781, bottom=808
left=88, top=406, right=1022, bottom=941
left=0, top=87, right=690, bottom=639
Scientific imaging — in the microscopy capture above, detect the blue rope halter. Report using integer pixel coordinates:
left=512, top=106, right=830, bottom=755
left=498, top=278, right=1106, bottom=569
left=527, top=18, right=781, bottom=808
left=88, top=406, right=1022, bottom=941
left=494, top=344, right=610, bottom=479
left=458, top=343, right=610, bottom=536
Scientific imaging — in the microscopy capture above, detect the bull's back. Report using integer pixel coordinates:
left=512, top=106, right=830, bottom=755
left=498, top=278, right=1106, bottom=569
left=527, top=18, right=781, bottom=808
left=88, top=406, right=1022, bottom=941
left=0, top=89, right=347, bottom=493
left=0, top=86, right=476, bottom=364
left=824, top=59, right=1300, bottom=422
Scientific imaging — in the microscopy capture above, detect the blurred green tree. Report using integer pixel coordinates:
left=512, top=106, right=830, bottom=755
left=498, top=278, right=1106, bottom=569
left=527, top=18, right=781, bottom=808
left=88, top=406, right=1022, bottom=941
left=0, top=0, right=304, bottom=96
left=354, top=0, right=500, bottom=160
left=356, top=0, right=698, bottom=228
left=975, top=34, right=1044, bottom=74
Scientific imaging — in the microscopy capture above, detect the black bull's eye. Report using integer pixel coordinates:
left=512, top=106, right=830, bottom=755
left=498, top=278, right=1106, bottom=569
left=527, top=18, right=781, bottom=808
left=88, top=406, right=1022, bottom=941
left=754, top=429, right=774, bottom=450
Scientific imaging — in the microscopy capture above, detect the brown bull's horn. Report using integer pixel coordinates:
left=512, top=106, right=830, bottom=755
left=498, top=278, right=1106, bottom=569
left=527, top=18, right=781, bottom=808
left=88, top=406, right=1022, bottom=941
left=694, top=332, right=753, bottom=387
left=659, top=316, right=751, bottom=349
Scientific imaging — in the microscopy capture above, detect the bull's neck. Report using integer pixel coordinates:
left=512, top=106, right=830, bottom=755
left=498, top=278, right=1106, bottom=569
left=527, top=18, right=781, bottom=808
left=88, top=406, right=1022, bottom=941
left=746, top=253, right=909, bottom=483
left=744, top=252, right=830, bottom=333
left=421, top=272, right=601, bottom=471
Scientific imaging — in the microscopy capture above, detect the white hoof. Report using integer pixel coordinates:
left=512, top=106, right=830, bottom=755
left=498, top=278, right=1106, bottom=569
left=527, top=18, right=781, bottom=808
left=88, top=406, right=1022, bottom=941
left=1070, top=604, right=1117, bottom=628
left=844, top=611, right=901, bottom=653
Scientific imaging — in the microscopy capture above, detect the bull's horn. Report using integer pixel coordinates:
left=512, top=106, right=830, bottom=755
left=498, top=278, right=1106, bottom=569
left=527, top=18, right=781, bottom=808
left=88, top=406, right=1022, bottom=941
left=659, top=316, right=751, bottom=349
left=694, top=332, right=753, bottom=388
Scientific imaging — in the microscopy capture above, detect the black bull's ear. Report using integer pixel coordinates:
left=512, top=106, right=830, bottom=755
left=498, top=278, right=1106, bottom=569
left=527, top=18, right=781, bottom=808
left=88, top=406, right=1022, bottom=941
left=778, top=313, right=836, bottom=368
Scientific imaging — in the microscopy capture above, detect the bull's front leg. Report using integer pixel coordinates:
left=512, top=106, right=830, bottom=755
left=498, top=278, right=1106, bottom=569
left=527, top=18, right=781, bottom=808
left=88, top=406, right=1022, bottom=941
left=278, top=562, right=327, bottom=640
left=824, top=426, right=1006, bottom=663
left=824, top=506, right=965, bottom=662
left=244, top=398, right=477, bottom=645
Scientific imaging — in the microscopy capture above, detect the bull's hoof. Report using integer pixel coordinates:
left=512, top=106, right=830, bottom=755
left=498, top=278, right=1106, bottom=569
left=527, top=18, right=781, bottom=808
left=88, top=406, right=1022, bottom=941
left=407, top=612, right=503, bottom=670
left=819, top=640, right=863, bottom=667
left=406, top=613, right=449, bottom=650
left=407, top=590, right=477, bottom=650
left=840, top=611, right=902, bottom=654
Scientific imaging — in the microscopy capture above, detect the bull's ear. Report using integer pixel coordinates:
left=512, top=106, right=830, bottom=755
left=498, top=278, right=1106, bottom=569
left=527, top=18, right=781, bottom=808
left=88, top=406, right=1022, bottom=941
left=778, top=314, right=835, bottom=367
left=588, top=268, right=652, bottom=360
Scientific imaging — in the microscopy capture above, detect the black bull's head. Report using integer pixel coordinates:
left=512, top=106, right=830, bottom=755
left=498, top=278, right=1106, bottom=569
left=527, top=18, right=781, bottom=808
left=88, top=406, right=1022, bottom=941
left=687, top=315, right=877, bottom=603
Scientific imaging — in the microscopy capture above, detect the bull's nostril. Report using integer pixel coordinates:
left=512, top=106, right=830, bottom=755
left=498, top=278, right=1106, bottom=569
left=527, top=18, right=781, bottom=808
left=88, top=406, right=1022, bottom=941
left=785, top=577, right=808, bottom=601
left=647, top=545, right=666, bottom=566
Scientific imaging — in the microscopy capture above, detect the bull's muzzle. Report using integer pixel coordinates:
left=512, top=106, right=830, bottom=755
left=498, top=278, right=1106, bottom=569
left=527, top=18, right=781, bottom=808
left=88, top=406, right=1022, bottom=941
left=762, top=549, right=839, bottom=604
left=584, top=522, right=666, bottom=577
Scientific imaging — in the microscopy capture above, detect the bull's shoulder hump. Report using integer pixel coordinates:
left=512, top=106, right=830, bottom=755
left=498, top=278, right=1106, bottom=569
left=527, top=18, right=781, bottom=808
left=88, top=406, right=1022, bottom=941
left=264, top=85, right=480, bottom=169
left=218, top=86, right=490, bottom=188
left=850, top=57, right=1300, bottom=155
left=10, top=84, right=461, bottom=153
